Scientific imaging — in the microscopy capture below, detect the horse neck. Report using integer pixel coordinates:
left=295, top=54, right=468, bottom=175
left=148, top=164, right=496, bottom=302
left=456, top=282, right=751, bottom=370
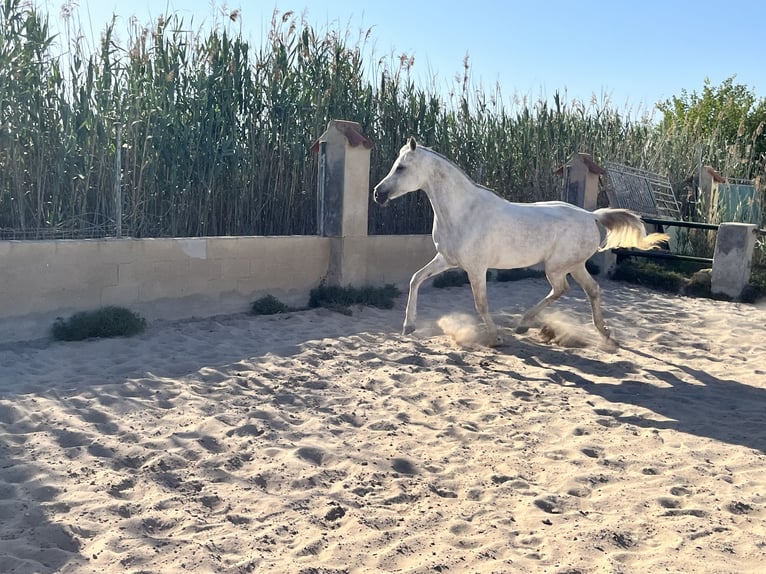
left=421, top=153, right=482, bottom=224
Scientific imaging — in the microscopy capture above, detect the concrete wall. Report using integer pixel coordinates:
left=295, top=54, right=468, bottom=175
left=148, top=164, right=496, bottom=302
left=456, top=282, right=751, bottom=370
left=330, top=234, right=435, bottom=287
left=0, top=234, right=435, bottom=343
left=0, top=121, right=439, bottom=343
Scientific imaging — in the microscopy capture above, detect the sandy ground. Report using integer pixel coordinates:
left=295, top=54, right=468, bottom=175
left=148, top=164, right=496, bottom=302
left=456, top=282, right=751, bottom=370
left=1, top=277, right=765, bottom=574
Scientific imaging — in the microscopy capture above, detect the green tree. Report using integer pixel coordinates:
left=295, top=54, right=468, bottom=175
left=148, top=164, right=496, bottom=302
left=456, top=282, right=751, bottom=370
left=658, top=76, right=765, bottom=179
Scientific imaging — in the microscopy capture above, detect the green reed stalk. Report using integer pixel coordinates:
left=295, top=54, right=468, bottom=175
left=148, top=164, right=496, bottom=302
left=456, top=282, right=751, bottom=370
left=0, top=2, right=763, bottom=243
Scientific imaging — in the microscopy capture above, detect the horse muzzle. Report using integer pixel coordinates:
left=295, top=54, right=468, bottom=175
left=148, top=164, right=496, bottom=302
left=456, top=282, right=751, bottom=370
left=373, top=186, right=389, bottom=206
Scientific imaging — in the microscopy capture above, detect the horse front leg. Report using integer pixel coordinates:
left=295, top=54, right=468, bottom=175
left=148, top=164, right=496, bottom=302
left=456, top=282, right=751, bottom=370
left=403, top=253, right=455, bottom=335
left=467, top=269, right=501, bottom=346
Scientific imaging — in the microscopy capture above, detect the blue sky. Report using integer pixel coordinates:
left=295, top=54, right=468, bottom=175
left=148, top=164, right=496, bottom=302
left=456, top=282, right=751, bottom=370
left=41, top=0, right=763, bottom=116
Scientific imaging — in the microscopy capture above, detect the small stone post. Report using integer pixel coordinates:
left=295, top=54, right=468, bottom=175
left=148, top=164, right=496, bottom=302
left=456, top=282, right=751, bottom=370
left=311, top=120, right=374, bottom=286
left=559, top=153, right=604, bottom=211
left=558, top=153, right=615, bottom=275
left=711, top=222, right=757, bottom=299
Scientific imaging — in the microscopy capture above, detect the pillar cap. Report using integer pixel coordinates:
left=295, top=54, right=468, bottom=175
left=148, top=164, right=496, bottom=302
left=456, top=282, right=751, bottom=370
left=311, top=120, right=375, bottom=153
left=555, top=152, right=605, bottom=177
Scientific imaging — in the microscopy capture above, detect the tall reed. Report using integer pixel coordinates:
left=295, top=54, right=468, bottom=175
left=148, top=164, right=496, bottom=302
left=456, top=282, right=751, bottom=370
left=0, top=1, right=763, bottom=239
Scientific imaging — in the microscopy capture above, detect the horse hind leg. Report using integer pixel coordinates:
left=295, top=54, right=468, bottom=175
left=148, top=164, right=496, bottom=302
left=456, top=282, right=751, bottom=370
left=467, top=269, right=501, bottom=345
left=516, top=271, right=569, bottom=334
left=570, top=264, right=611, bottom=341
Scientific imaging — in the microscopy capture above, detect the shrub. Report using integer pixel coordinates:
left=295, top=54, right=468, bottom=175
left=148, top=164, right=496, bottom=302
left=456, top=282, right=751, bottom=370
left=308, top=284, right=400, bottom=313
left=250, top=295, right=291, bottom=315
left=432, top=271, right=470, bottom=288
left=52, top=306, right=146, bottom=341
left=611, top=259, right=691, bottom=294
left=739, top=283, right=763, bottom=303
left=432, top=268, right=547, bottom=287
left=738, top=266, right=766, bottom=303
left=495, top=268, right=546, bottom=282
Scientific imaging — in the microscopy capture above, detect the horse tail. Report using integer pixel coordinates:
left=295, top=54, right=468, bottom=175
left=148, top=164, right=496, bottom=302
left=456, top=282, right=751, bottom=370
left=594, top=208, right=670, bottom=251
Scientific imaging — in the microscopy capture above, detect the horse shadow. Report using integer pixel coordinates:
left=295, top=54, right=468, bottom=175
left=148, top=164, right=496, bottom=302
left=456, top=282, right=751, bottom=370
left=494, top=334, right=766, bottom=454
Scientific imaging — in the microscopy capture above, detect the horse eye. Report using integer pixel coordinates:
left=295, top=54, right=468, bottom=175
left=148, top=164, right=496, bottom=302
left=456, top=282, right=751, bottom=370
left=395, top=164, right=406, bottom=173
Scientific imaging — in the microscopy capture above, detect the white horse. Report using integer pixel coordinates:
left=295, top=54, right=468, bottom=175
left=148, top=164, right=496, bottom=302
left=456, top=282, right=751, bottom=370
left=373, top=137, right=668, bottom=345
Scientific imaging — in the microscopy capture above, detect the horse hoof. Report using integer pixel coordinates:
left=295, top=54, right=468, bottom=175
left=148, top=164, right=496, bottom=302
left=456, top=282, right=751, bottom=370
left=539, top=325, right=556, bottom=343
left=402, top=325, right=415, bottom=335
left=601, top=336, right=619, bottom=352
left=515, top=325, right=529, bottom=334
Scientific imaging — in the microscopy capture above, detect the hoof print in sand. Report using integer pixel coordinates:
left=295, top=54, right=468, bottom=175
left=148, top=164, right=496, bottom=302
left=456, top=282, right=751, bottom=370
left=391, top=458, right=418, bottom=475
left=295, top=446, right=327, bottom=466
left=534, top=496, right=566, bottom=514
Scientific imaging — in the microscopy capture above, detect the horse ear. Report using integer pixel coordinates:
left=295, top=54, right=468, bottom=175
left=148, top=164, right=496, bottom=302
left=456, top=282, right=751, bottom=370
left=408, top=136, right=417, bottom=150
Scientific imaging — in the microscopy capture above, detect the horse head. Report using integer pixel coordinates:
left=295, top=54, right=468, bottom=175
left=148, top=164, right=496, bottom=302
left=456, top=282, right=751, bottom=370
left=373, top=136, right=423, bottom=205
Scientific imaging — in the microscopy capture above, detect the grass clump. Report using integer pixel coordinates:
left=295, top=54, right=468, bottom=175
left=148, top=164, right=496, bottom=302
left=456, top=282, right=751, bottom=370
left=612, top=259, right=694, bottom=294
left=613, top=257, right=753, bottom=301
left=739, top=283, right=764, bottom=303
left=495, top=268, right=547, bottom=282
left=52, top=306, right=146, bottom=341
left=309, top=284, right=400, bottom=314
left=615, top=259, right=766, bottom=303
left=433, top=268, right=546, bottom=288
left=432, top=271, right=470, bottom=288
left=250, top=295, right=292, bottom=315
left=739, top=266, right=766, bottom=303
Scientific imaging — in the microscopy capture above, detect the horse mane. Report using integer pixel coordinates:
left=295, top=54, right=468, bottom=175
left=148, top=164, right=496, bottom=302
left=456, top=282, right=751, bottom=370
left=418, top=145, right=498, bottom=195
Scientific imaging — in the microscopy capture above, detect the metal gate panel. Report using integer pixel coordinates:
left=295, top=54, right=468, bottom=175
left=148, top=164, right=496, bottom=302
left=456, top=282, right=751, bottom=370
left=604, top=162, right=681, bottom=220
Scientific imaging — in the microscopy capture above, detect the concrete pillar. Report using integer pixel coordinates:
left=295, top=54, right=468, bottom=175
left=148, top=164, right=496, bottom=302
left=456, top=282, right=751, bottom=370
left=310, top=120, right=374, bottom=286
left=558, top=153, right=610, bottom=274
left=559, top=153, right=604, bottom=211
left=594, top=249, right=618, bottom=278
left=711, top=222, right=756, bottom=299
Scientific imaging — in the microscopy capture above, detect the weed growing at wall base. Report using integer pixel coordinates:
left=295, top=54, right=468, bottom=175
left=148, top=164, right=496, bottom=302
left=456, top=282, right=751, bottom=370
left=612, top=259, right=693, bottom=294
left=432, top=271, right=470, bottom=289
left=308, top=284, right=400, bottom=314
left=613, top=259, right=766, bottom=302
left=250, top=295, right=293, bottom=315
left=51, top=307, right=147, bottom=341
left=432, top=268, right=546, bottom=289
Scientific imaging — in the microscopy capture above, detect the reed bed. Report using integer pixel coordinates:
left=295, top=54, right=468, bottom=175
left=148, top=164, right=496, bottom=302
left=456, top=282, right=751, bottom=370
left=1, top=0, right=763, bottom=240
